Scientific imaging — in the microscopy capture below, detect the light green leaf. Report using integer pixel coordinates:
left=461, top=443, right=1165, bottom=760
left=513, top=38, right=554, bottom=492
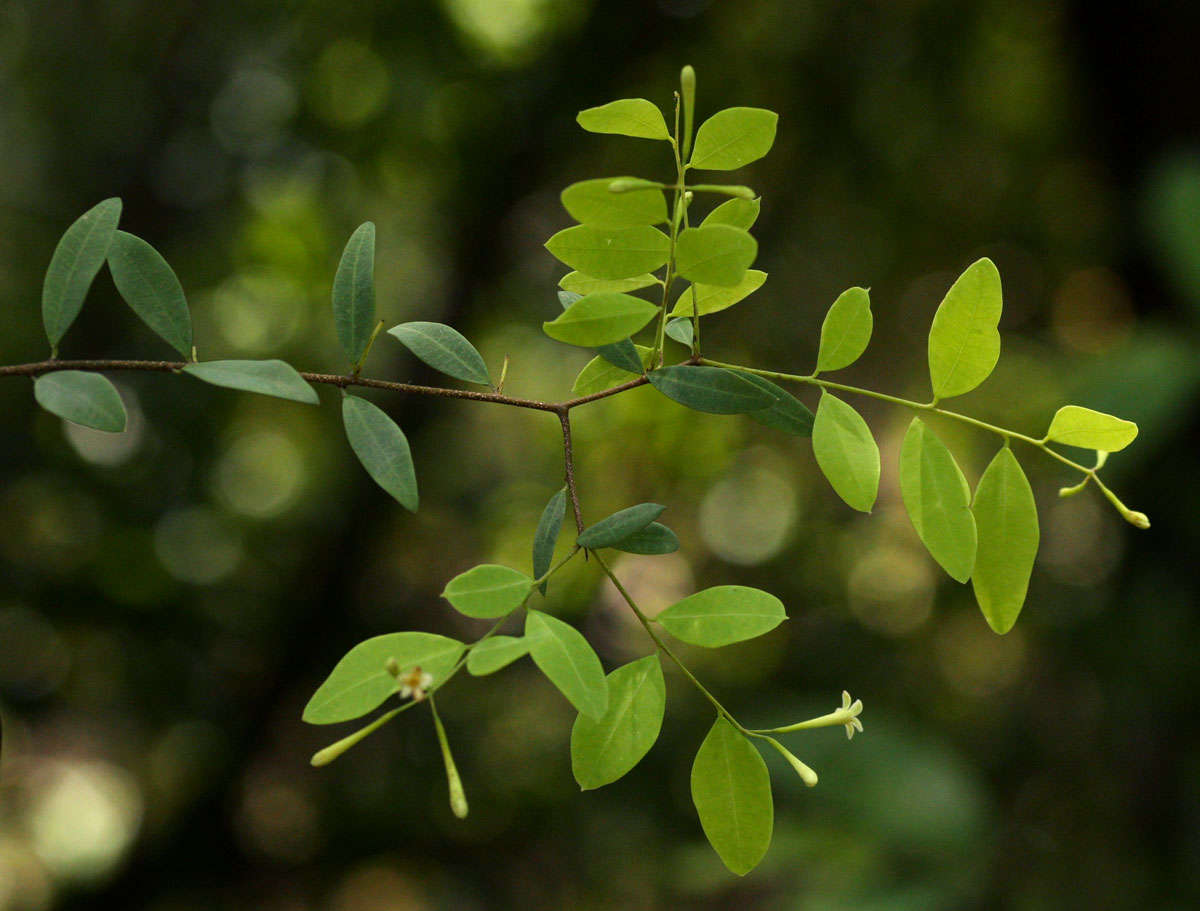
left=669, top=270, right=767, bottom=318
left=332, top=222, right=376, bottom=365
left=1044, top=405, right=1138, bottom=452
left=571, top=655, right=666, bottom=790
left=442, top=564, right=534, bottom=619
left=648, top=365, right=775, bottom=414
left=689, top=107, right=778, bottom=171
left=559, top=271, right=659, bottom=296
left=525, top=610, right=608, bottom=719
left=664, top=318, right=693, bottom=347
left=701, top=197, right=761, bottom=231
left=928, top=257, right=1003, bottom=399
left=342, top=395, right=418, bottom=511
left=572, top=345, right=653, bottom=396
left=467, top=636, right=529, bottom=676
left=557, top=291, right=645, bottom=373
left=657, top=585, right=786, bottom=647
left=972, top=447, right=1039, bottom=634
left=611, top=522, right=679, bottom=555
left=106, top=231, right=192, bottom=356
left=545, top=225, right=671, bottom=280
left=183, top=360, right=318, bottom=404
left=303, top=632, right=465, bottom=724
left=811, top=392, right=880, bottom=512
left=533, top=486, right=567, bottom=595
left=388, top=322, right=490, bottom=386
left=544, top=293, right=659, bottom=348
left=733, top=371, right=814, bottom=437
left=578, top=503, right=665, bottom=550
left=816, top=287, right=872, bottom=373
left=690, top=718, right=773, bottom=876
left=900, top=418, right=977, bottom=582
left=33, top=371, right=126, bottom=432
left=576, top=98, right=670, bottom=141
left=674, top=226, right=757, bottom=288
left=561, top=177, right=668, bottom=227
left=42, top=198, right=123, bottom=348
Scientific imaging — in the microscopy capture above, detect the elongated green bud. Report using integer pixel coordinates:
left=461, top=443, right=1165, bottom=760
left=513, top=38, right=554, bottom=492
left=681, top=65, right=696, bottom=161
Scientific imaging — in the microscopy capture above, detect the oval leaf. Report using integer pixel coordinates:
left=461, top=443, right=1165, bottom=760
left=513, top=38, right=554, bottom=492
left=576, top=98, right=670, bottom=140
left=333, top=222, right=376, bottom=364
left=545, top=225, right=671, bottom=280
left=525, top=610, right=608, bottom=719
left=900, top=418, right=977, bottom=582
left=611, top=522, right=679, bottom=555
left=811, top=392, right=880, bottom=512
left=1044, top=405, right=1138, bottom=452
left=595, top=339, right=646, bottom=375
left=559, top=271, right=659, bottom=296
left=533, top=486, right=567, bottom=594
left=816, top=287, right=872, bottom=373
left=183, top=359, right=318, bottom=404
left=388, top=322, right=490, bottom=386
left=691, top=718, right=773, bottom=876
left=442, top=564, right=534, bottom=619
left=665, top=318, right=694, bottom=347
left=928, top=257, right=1003, bottom=399
left=669, top=270, right=767, bottom=318
left=106, top=231, right=193, bottom=356
left=342, top=394, right=418, bottom=511
left=544, top=293, right=659, bottom=348
left=561, top=177, right=668, bottom=227
left=689, top=107, right=778, bottom=171
left=578, top=503, right=665, bottom=550
left=648, top=365, right=775, bottom=414
left=701, top=196, right=761, bottom=231
left=657, top=585, right=786, bottom=647
left=572, top=345, right=653, bottom=396
left=674, top=226, right=757, bottom=288
left=571, top=655, right=666, bottom=790
left=43, top=198, right=123, bottom=348
left=734, top=371, right=814, bottom=437
left=467, top=636, right=529, bottom=676
left=33, top=371, right=126, bottom=432
left=971, top=447, right=1039, bottom=634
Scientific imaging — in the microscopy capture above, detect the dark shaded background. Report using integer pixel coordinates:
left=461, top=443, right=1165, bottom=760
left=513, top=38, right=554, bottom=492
left=2, top=1, right=1199, bottom=908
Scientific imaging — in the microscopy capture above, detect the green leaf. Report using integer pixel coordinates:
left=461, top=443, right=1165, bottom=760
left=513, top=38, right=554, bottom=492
left=928, top=257, right=1003, bottom=400
left=689, top=107, right=778, bottom=171
left=578, top=503, right=665, bottom=550
left=674, top=226, right=757, bottom=288
left=467, top=636, right=529, bottom=676
left=182, top=360, right=318, bottom=404
left=533, top=486, right=567, bottom=595
left=33, top=371, right=126, bottom=432
left=576, top=98, right=670, bottom=141
left=543, top=293, right=659, bottom=348
left=442, top=564, right=534, bottom=619
left=559, top=271, right=659, bottom=296
left=388, top=322, right=490, bottom=386
left=657, top=585, right=786, bottom=647
left=106, top=231, right=192, bottom=356
left=668, top=270, right=767, bottom=317
left=690, top=718, right=773, bottom=876
left=572, top=346, right=653, bottom=397
left=971, top=447, right=1039, bottom=634
left=561, top=177, right=668, bottom=227
left=665, top=318, right=694, bottom=347
left=733, top=372, right=814, bottom=437
left=430, top=698, right=468, bottom=818
left=332, top=222, right=376, bottom=364
left=525, top=609, right=608, bottom=719
left=816, top=287, right=872, bottom=373
left=701, top=197, right=761, bottom=231
left=342, top=394, right=418, bottom=511
left=900, top=418, right=977, bottom=582
left=1044, top=405, right=1138, bottom=452
left=42, top=198, right=123, bottom=348
left=571, top=655, right=666, bottom=790
left=595, top=339, right=646, bottom=375
left=811, top=392, right=880, bottom=512
left=648, top=365, right=775, bottom=414
left=545, top=225, right=671, bottom=280
left=303, top=632, right=464, bottom=724
left=611, top=522, right=679, bottom=555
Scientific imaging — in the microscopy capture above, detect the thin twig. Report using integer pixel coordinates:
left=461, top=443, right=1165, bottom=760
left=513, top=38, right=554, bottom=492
left=558, top=410, right=586, bottom=534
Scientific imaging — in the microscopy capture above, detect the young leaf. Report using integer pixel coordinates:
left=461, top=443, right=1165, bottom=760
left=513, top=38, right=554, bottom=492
left=533, top=486, right=567, bottom=594
left=816, top=287, right=872, bottom=373
left=611, top=522, right=679, bottom=555
left=1044, top=405, right=1138, bottom=452
left=648, top=365, right=775, bottom=414
left=701, top=197, right=761, bottom=231
left=668, top=270, right=767, bottom=318
left=571, top=655, right=666, bottom=790
left=525, top=610, right=608, bottom=719
left=545, top=225, right=671, bottom=280
left=572, top=345, right=653, bottom=397
left=342, top=394, right=418, bottom=511
left=657, top=585, right=786, bottom=647
left=576, top=99, right=670, bottom=141
left=332, top=222, right=376, bottom=365
left=972, top=447, right=1039, bottom=634
left=578, top=503, right=666, bottom=550
left=674, top=226, right=757, bottom=288
left=543, top=293, right=659, bottom=348
left=388, top=322, right=490, bottom=386
left=899, top=418, right=977, bottom=582
left=559, top=271, right=659, bottom=296
left=33, top=371, right=126, bottom=433
left=561, top=177, right=668, bottom=227
left=467, top=636, right=529, bottom=676
left=733, top=371, right=814, bottom=437
left=42, top=198, right=123, bottom=348
left=106, top=231, right=193, bottom=357
left=928, top=257, right=1003, bottom=400
left=442, top=565, right=534, bottom=619
left=303, top=632, right=464, bottom=724
left=182, top=360, right=318, bottom=404
left=430, top=698, right=468, bottom=818
left=689, top=107, right=778, bottom=171
left=690, top=718, right=773, bottom=876
left=811, top=392, right=880, bottom=512
left=664, top=318, right=694, bottom=347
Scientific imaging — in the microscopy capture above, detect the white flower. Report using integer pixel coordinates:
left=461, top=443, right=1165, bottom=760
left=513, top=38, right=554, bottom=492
left=398, top=665, right=433, bottom=701
left=840, top=690, right=864, bottom=739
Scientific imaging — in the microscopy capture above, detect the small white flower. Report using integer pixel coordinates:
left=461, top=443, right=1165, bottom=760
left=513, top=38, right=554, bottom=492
left=840, top=690, right=864, bottom=739
left=398, top=665, right=433, bottom=701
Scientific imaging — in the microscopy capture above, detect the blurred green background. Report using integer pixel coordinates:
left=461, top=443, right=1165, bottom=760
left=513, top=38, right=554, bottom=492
left=2, top=1, right=1199, bottom=908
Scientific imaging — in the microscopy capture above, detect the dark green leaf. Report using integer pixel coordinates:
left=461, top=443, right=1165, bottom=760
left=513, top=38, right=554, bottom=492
left=611, top=522, right=679, bottom=555
left=332, top=222, right=376, bottom=364
left=388, top=322, right=490, bottom=386
left=811, top=392, right=879, bottom=512
left=900, top=418, right=976, bottom=582
left=545, top=225, right=671, bottom=280
left=183, top=360, right=318, bottom=404
left=691, top=718, right=773, bottom=876
left=647, top=365, right=774, bottom=414
left=561, top=177, right=668, bottom=227
left=689, top=107, right=778, bottom=171
left=106, top=230, right=192, bottom=356
left=42, top=198, right=122, bottom=348
left=657, top=585, right=786, bottom=647
left=33, top=371, right=126, bottom=432
left=533, top=487, right=567, bottom=594
left=576, top=99, right=670, bottom=140
left=572, top=345, right=653, bottom=397
left=342, top=394, right=418, bottom=511
left=665, top=318, right=694, bottom=347
left=596, top=339, right=645, bottom=374
left=467, top=636, right=529, bottom=676
left=578, top=503, right=665, bottom=549
left=525, top=610, right=608, bottom=719
left=972, top=447, right=1039, bottom=634
left=543, top=293, right=659, bottom=347
left=442, top=564, right=534, bottom=619
left=571, top=655, right=665, bottom=790
left=674, top=226, right=757, bottom=288
left=733, top=371, right=814, bottom=436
